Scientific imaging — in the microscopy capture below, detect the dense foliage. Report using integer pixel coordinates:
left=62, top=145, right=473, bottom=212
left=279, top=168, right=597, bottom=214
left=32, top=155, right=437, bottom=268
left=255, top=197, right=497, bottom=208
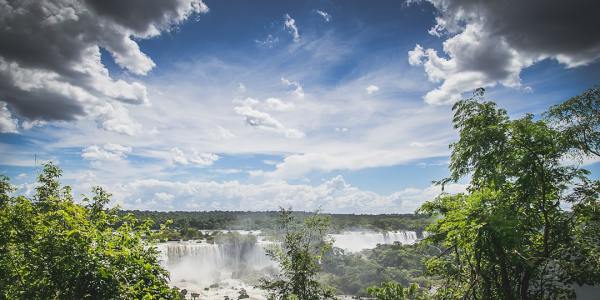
left=0, top=163, right=179, bottom=299
left=321, top=243, right=437, bottom=296
left=418, top=87, right=600, bottom=299
left=367, top=282, right=429, bottom=300
left=260, top=208, right=336, bottom=300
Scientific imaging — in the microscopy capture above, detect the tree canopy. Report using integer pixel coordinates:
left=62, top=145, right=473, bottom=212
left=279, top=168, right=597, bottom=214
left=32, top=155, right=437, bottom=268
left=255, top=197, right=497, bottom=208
left=260, top=208, right=336, bottom=300
left=418, top=87, right=600, bottom=299
left=0, top=163, right=179, bottom=299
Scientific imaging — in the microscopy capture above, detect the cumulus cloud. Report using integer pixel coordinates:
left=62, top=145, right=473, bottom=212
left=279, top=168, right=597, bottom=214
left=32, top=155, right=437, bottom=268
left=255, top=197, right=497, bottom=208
left=81, top=143, right=132, bottom=161
left=112, top=174, right=468, bottom=212
left=284, top=14, right=300, bottom=42
left=169, top=147, right=188, bottom=165
left=0, top=0, right=208, bottom=132
left=94, top=101, right=143, bottom=135
left=169, top=147, right=219, bottom=166
left=281, top=77, right=305, bottom=98
left=234, top=105, right=304, bottom=138
left=409, top=0, right=600, bottom=104
left=315, top=10, right=331, bottom=22
left=366, top=85, right=380, bottom=94
left=0, top=101, right=18, bottom=133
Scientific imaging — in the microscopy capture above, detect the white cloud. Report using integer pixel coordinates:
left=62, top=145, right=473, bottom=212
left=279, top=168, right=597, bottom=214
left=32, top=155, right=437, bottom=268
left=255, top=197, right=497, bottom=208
left=408, top=44, right=426, bottom=66
left=255, top=34, right=280, bottom=48
left=190, top=151, right=219, bottom=166
left=81, top=143, right=132, bottom=161
left=15, top=29, right=453, bottom=195
left=169, top=147, right=219, bottom=166
left=234, top=97, right=295, bottom=112
left=170, top=147, right=188, bottom=165
left=264, top=98, right=295, bottom=111
left=234, top=105, right=304, bottom=139
left=316, top=10, right=331, bottom=22
left=366, top=85, right=380, bottom=94
left=213, top=168, right=243, bottom=175
left=259, top=146, right=448, bottom=180
left=21, top=120, right=47, bottom=131
left=94, top=102, right=143, bottom=136
left=281, top=77, right=305, bottom=98
left=408, top=24, right=534, bottom=105
left=409, top=141, right=436, bottom=148
left=0, top=102, right=18, bottom=133
left=409, top=0, right=600, bottom=105
left=40, top=54, right=450, bottom=181
left=111, top=174, right=467, bottom=213
left=209, top=125, right=236, bottom=140
left=284, top=14, right=300, bottom=42
left=153, top=192, right=175, bottom=202
left=0, top=0, right=208, bottom=133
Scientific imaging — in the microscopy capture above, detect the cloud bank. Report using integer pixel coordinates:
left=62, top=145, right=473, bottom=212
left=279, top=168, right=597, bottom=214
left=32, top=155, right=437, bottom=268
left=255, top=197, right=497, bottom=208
left=410, top=0, right=600, bottom=104
left=0, top=0, right=208, bottom=133
left=112, top=174, right=467, bottom=213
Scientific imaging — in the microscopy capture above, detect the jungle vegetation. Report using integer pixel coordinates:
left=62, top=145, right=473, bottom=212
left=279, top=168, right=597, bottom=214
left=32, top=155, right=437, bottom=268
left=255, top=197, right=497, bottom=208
left=0, top=163, right=181, bottom=299
left=412, top=86, right=600, bottom=299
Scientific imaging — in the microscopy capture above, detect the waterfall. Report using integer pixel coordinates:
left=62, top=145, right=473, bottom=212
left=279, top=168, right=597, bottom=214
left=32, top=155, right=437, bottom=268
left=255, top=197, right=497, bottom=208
left=329, top=230, right=419, bottom=253
left=157, top=239, right=277, bottom=287
left=156, top=230, right=420, bottom=296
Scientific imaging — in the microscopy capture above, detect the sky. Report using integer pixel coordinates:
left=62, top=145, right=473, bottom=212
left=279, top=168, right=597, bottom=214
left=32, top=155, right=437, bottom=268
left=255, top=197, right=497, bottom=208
left=0, top=0, right=599, bottom=213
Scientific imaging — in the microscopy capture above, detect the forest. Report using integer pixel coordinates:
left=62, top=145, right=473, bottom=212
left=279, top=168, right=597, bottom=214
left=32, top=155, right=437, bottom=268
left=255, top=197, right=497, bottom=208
left=1, top=86, right=599, bottom=299
left=122, top=210, right=431, bottom=239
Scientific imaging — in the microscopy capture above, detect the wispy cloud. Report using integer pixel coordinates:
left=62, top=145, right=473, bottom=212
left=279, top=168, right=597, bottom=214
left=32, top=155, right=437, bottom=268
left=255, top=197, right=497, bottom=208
left=284, top=14, right=300, bottom=42
left=281, top=77, right=305, bottom=98
left=82, top=143, right=132, bottom=161
left=316, top=10, right=331, bottom=22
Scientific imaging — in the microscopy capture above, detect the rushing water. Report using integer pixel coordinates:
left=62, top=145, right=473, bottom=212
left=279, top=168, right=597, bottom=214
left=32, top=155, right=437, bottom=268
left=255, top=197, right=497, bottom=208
left=329, top=230, right=419, bottom=253
left=157, top=237, right=276, bottom=299
left=157, top=230, right=419, bottom=298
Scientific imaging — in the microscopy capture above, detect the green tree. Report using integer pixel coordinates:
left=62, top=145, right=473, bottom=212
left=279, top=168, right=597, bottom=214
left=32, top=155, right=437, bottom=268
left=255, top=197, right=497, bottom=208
left=418, top=88, right=600, bottom=299
left=367, top=282, right=429, bottom=300
left=546, top=85, right=600, bottom=157
left=260, top=208, right=336, bottom=300
left=0, top=163, right=180, bottom=299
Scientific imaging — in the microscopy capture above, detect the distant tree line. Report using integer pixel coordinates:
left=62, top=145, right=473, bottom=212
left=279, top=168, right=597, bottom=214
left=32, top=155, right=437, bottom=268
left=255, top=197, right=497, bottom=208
left=122, top=209, right=433, bottom=239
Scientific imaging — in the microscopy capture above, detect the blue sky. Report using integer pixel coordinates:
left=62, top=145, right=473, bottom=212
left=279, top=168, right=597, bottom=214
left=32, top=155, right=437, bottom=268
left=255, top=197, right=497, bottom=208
left=0, top=0, right=599, bottom=212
